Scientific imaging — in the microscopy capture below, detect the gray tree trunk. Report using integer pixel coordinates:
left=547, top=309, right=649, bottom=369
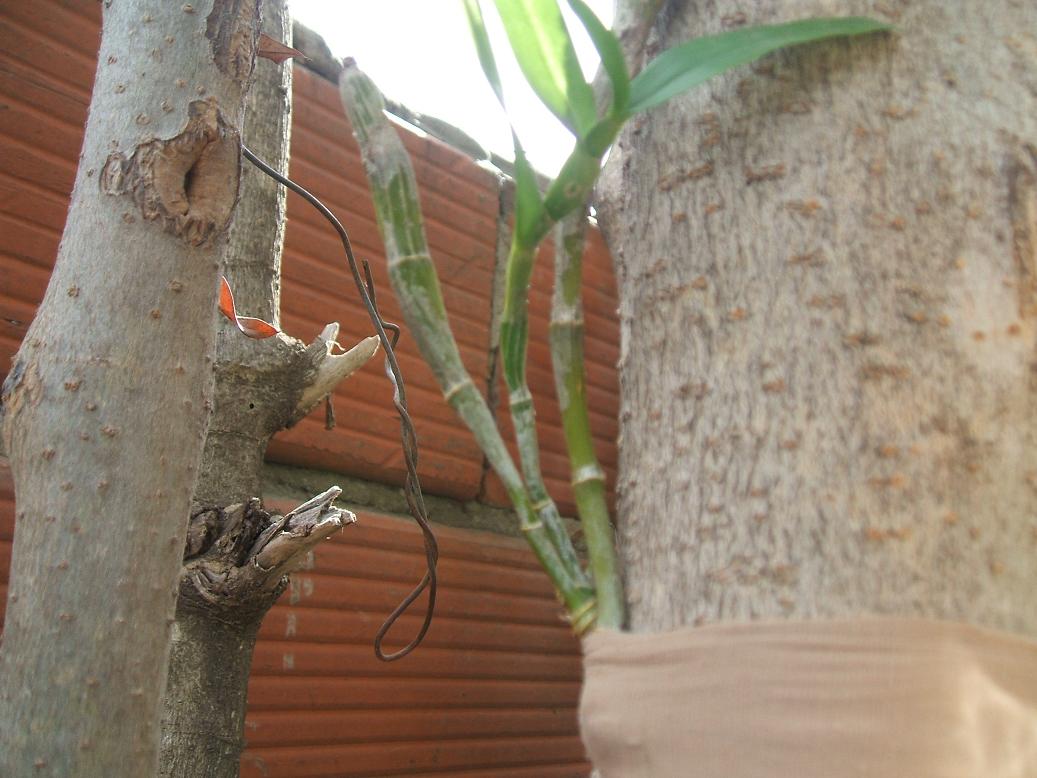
left=157, top=6, right=377, bottom=776
left=159, top=6, right=293, bottom=773
left=0, top=2, right=261, bottom=775
left=597, top=0, right=1037, bottom=636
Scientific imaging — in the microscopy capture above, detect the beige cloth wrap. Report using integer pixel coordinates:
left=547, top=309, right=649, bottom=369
left=580, top=618, right=1037, bottom=777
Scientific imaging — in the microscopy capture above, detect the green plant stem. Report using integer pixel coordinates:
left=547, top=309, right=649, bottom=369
left=498, top=242, right=586, bottom=586
left=552, top=214, right=625, bottom=629
left=498, top=127, right=622, bottom=630
left=339, top=60, right=596, bottom=633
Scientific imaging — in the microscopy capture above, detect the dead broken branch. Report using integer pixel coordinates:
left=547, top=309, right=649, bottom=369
left=181, top=488, right=354, bottom=615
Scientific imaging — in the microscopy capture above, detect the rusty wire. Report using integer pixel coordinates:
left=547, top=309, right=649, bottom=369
left=242, top=144, right=438, bottom=661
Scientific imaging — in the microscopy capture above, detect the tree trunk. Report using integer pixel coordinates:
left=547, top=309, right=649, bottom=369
left=196, top=0, right=294, bottom=510
left=160, top=611, right=263, bottom=778
left=158, top=4, right=292, bottom=773
left=597, top=0, right=1037, bottom=635
left=0, top=1, right=261, bottom=774
left=158, top=5, right=378, bottom=775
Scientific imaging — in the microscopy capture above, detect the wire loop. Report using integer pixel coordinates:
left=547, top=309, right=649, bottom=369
left=243, top=145, right=437, bottom=661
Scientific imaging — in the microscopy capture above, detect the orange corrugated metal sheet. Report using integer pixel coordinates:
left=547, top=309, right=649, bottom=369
left=240, top=497, right=588, bottom=778
left=0, top=1, right=99, bottom=360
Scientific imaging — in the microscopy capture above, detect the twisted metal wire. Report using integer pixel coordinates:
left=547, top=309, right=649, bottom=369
left=243, top=144, right=438, bottom=661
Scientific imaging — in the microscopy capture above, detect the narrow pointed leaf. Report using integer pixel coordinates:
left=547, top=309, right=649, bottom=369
left=493, top=0, right=596, bottom=136
left=463, top=0, right=546, bottom=242
left=257, top=33, right=306, bottom=65
left=628, top=17, right=890, bottom=115
left=566, top=0, right=629, bottom=116
left=462, top=0, right=506, bottom=106
left=218, top=276, right=280, bottom=339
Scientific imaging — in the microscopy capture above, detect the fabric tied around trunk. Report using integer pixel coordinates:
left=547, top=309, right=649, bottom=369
left=580, top=617, right=1037, bottom=777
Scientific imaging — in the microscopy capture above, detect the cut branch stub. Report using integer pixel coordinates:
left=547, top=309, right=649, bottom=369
left=101, top=99, right=240, bottom=247
left=294, top=324, right=380, bottom=420
left=181, top=488, right=354, bottom=618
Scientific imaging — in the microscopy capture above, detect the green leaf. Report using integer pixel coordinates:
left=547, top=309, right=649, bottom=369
left=493, top=0, right=596, bottom=137
left=462, top=0, right=506, bottom=107
left=463, top=0, right=546, bottom=241
left=628, top=17, right=891, bottom=115
left=566, top=0, right=629, bottom=117
left=512, top=141, right=547, bottom=246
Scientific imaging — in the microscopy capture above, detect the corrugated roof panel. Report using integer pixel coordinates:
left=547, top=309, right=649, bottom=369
left=240, top=735, right=587, bottom=778
left=307, top=546, right=563, bottom=599
left=0, top=170, right=76, bottom=234
left=250, top=642, right=581, bottom=682
left=0, top=15, right=99, bottom=96
left=244, top=500, right=587, bottom=775
left=247, top=676, right=581, bottom=713
left=265, top=572, right=566, bottom=627
left=0, top=2, right=101, bottom=60
left=259, top=609, right=578, bottom=655
left=245, top=707, right=579, bottom=750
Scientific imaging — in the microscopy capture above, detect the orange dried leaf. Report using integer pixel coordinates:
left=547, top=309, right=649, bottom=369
left=236, top=316, right=280, bottom=339
left=218, top=276, right=237, bottom=322
left=218, top=276, right=280, bottom=339
left=257, top=33, right=306, bottom=65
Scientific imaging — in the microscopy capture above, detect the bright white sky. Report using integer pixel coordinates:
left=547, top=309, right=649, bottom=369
left=289, top=1, right=614, bottom=177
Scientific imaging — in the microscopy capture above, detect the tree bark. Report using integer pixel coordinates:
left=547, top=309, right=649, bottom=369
left=0, top=1, right=261, bottom=774
left=157, top=4, right=378, bottom=775
left=196, top=0, right=294, bottom=508
left=597, top=0, right=1037, bottom=635
left=159, top=4, right=291, bottom=773
left=160, top=611, right=263, bottom=778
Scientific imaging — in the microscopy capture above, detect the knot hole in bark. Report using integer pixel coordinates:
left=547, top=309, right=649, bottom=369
left=101, top=99, right=241, bottom=247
